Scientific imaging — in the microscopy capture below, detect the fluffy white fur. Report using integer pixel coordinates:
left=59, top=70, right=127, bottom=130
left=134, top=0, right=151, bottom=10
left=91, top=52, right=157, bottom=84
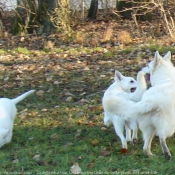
left=117, top=51, right=175, bottom=160
left=102, top=71, right=147, bottom=149
left=0, top=90, right=35, bottom=148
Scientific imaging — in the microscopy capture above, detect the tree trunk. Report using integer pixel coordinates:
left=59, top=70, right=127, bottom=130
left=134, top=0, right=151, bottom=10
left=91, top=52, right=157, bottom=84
left=87, top=0, right=98, bottom=19
left=11, top=0, right=72, bottom=35
left=11, top=0, right=37, bottom=35
left=38, top=0, right=58, bottom=34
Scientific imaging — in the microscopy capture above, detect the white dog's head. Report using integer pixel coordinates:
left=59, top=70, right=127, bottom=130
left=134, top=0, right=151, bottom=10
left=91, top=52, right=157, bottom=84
left=142, top=51, right=174, bottom=86
left=114, top=70, right=137, bottom=93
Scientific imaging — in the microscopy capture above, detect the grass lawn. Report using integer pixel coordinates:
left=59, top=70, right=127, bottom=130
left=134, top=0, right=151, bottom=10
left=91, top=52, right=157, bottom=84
left=0, top=44, right=175, bottom=174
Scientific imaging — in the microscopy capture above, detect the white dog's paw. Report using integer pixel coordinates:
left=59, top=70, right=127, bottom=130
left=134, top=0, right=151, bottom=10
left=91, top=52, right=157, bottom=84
left=137, top=71, right=147, bottom=89
left=137, top=71, right=145, bottom=77
left=143, top=149, right=155, bottom=157
left=132, top=138, right=138, bottom=146
left=164, top=152, right=172, bottom=160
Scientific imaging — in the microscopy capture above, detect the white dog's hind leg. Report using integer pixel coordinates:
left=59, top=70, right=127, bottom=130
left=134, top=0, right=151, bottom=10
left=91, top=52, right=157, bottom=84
left=113, top=120, right=127, bottom=149
left=127, top=120, right=138, bottom=145
left=103, top=113, right=112, bottom=126
left=142, top=127, right=155, bottom=157
left=159, top=137, right=171, bottom=160
left=131, top=128, right=138, bottom=145
left=125, top=125, right=131, bottom=142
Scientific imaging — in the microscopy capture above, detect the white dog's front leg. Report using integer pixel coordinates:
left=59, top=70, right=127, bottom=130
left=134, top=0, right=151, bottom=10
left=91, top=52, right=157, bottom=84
left=129, top=71, right=147, bottom=102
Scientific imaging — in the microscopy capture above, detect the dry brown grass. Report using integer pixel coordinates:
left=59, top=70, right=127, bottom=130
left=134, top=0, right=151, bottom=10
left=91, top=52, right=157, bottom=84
left=117, top=30, right=132, bottom=44
left=44, top=41, right=54, bottom=49
left=74, top=31, right=101, bottom=47
left=101, top=26, right=113, bottom=43
left=74, top=31, right=87, bottom=45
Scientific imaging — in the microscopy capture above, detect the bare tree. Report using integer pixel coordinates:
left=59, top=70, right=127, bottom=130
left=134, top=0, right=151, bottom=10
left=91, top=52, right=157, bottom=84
left=116, top=0, right=175, bottom=37
left=87, top=0, right=98, bottom=19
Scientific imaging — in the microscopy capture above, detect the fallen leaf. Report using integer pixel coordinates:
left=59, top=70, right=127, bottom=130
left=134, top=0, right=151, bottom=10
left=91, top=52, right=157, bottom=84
left=36, top=90, right=44, bottom=96
left=70, top=162, right=82, bottom=174
left=101, top=127, right=107, bottom=131
left=87, top=159, right=95, bottom=169
left=100, top=75, right=106, bottom=78
left=106, top=147, right=112, bottom=151
left=75, top=133, right=81, bottom=138
left=63, top=142, right=74, bottom=149
left=120, top=148, right=128, bottom=154
left=80, top=92, right=86, bottom=96
left=33, top=154, right=40, bottom=162
left=88, top=106, right=103, bottom=111
left=79, top=99, right=89, bottom=103
left=12, top=159, right=19, bottom=164
left=99, top=150, right=111, bottom=156
left=84, top=66, right=90, bottom=71
left=53, top=81, right=60, bottom=85
left=4, top=76, right=9, bottom=81
left=46, top=77, right=52, bottom=81
left=91, top=139, right=99, bottom=145
left=77, top=129, right=82, bottom=133
left=76, top=111, right=84, bottom=117
left=65, top=92, right=74, bottom=96
left=77, top=120, right=83, bottom=125
left=50, top=133, right=59, bottom=140
left=41, top=108, right=47, bottom=112
left=66, top=96, right=73, bottom=102
left=43, top=160, right=49, bottom=166
left=87, top=162, right=94, bottom=169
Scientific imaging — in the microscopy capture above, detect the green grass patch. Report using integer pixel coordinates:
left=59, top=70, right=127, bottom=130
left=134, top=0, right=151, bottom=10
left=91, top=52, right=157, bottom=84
left=0, top=49, right=5, bottom=55
left=140, top=44, right=175, bottom=54
left=0, top=44, right=175, bottom=174
left=14, top=47, right=31, bottom=54
left=117, top=47, right=133, bottom=55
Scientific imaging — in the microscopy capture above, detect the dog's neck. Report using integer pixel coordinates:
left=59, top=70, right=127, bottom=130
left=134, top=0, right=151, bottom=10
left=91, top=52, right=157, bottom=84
left=107, top=81, right=122, bottom=91
left=151, top=77, right=175, bottom=87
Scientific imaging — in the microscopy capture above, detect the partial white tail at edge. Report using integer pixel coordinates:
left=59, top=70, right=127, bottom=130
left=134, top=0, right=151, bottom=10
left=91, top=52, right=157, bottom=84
left=12, top=90, right=35, bottom=104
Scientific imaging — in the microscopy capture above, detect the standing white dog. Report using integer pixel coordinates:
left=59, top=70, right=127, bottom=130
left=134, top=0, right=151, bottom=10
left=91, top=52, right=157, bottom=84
left=117, top=51, right=175, bottom=160
left=136, top=51, right=175, bottom=160
left=0, top=90, right=35, bottom=148
left=102, top=71, right=147, bottom=149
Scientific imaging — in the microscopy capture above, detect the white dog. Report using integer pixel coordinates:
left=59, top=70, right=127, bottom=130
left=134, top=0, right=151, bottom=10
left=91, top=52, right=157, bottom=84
left=136, top=51, right=175, bottom=160
left=0, top=90, right=35, bottom=148
left=116, top=51, right=175, bottom=160
left=102, top=71, right=147, bottom=149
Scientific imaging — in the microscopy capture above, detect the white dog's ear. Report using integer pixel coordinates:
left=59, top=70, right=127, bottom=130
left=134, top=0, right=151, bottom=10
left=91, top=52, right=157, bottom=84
left=163, top=51, right=171, bottom=62
left=153, top=51, right=163, bottom=68
left=114, top=70, right=123, bottom=81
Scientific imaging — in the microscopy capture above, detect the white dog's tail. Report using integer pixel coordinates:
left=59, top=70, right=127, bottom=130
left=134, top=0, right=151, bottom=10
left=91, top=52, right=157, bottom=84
left=12, top=90, right=35, bottom=104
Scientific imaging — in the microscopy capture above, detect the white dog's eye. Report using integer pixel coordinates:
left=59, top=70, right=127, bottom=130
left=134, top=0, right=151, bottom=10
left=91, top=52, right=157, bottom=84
left=130, top=80, right=134, bottom=83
